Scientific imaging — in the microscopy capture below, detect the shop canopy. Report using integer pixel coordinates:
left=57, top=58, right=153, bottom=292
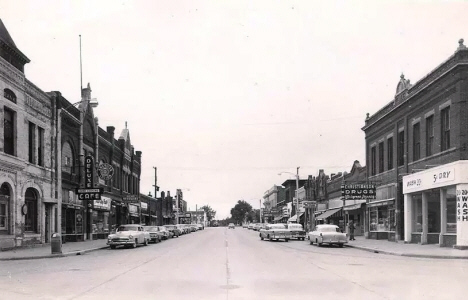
left=274, top=216, right=283, bottom=222
left=288, top=212, right=304, bottom=223
left=315, top=208, right=342, bottom=221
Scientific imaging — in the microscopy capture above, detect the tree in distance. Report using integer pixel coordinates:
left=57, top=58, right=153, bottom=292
left=200, top=205, right=216, bottom=222
left=230, top=200, right=253, bottom=225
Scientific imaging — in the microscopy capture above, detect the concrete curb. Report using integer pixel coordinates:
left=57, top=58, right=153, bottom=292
left=345, top=244, right=468, bottom=260
left=0, top=246, right=109, bottom=261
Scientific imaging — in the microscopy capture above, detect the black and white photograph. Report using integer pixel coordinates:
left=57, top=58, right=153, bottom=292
left=0, top=1, right=467, bottom=299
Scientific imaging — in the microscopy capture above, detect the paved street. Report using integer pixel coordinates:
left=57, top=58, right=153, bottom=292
left=0, top=227, right=467, bottom=300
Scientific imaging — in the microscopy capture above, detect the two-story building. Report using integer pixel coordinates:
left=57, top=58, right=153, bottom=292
left=362, top=39, right=468, bottom=247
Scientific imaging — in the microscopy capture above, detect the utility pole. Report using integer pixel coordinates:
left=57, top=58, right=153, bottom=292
left=296, top=167, right=300, bottom=223
left=153, top=167, right=158, bottom=199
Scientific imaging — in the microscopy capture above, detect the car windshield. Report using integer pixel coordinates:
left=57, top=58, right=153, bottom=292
left=289, top=225, right=303, bottom=229
left=117, top=225, right=137, bottom=231
left=319, top=227, right=340, bottom=232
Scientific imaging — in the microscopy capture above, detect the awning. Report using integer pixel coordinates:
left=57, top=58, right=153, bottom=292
left=367, top=198, right=395, bottom=208
left=288, top=212, right=304, bottom=223
left=274, top=216, right=283, bottom=221
left=343, top=203, right=364, bottom=211
left=315, top=208, right=342, bottom=221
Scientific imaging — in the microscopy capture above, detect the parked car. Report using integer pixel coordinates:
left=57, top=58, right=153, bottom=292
left=143, top=226, right=163, bottom=243
left=252, top=223, right=261, bottom=231
left=307, top=224, right=348, bottom=247
left=243, top=223, right=248, bottom=228
left=107, top=224, right=150, bottom=249
left=286, top=223, right=306, bottom=241
left=196, top=224, right=204, bottom=230
left=259, top=224, right=291, bottom=242
left=190, top=224, right=198, bottom=232
left=228, top=223, right=235, bottom=229
left=164, top=225, right=181, bottom=237
left=158, top=226, right=170, bottom=240
left=176, top=224, right=186, bottom=234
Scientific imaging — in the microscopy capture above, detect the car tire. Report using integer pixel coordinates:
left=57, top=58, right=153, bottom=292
left=144, top=238, right=148, bottom=246
left=285, top=239, right=289, bottom=242
left=309, top=240, right=313, bottom=245
left=110, top=245, right=116, bottom=249
left=132, top=240, right=137, bottom=248
left=261, top=236, right=264, bottom=240
left=339, top=243, right=344, bottom=248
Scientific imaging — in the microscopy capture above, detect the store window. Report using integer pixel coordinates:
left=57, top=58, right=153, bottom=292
left=446, top=187, right=456, bottom=233
left=369, top=206, right=395, bottom=232
left=0, top=183, right=11, bottom=232
left=25, top=188, right=38, bottom=233
left=28, top=122, right=36, bottom=163
left=38, top=127, right=44, bottom=166
left=92, top=210, right=109, bottom=234
left=412, top=193, right=422, bottom=233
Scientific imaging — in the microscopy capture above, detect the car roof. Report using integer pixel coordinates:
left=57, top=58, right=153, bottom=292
left=316, top=224, right=339, bottom=228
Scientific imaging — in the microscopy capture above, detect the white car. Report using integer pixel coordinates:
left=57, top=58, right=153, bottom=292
left=107, top=224, right=150, bottom=249
left=259, top=224, right=291, bottom=242
left=307, top=224, right=347, bottom=248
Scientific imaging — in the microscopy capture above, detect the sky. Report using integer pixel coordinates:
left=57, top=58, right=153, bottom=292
left=1, top=0, right=468, bottom=219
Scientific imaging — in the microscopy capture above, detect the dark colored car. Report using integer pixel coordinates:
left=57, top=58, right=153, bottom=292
left=143, top=226, right=163, bottom=243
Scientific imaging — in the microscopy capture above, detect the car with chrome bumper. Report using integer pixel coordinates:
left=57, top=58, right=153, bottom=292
left=259, top=224, right=291, bottom=242
left=164, top=225, right=181, bottom=237
left=107, top=224, right=150, bottom=249
left=307, top=224, right=348, bottom=247
left=286, top=223, right=306, bottom=241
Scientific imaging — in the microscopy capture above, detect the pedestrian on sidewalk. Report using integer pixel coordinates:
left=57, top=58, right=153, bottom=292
left=348, top=220, right=355, bottom=241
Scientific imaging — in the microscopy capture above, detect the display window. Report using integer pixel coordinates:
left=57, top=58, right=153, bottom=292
left=446, top=187, right=456, bottom=233
left=369, top=206, right=395, bottom=232
left=412, top=193, right=423, bottom=233
left=92, top=210, right=109, bottom=234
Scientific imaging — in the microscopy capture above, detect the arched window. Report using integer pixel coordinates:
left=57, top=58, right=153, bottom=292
left=0, top=183, right=11, bottom=232
left=3, top=88, right=16, bottom=103
left=25, top=188, right=38, bottom=233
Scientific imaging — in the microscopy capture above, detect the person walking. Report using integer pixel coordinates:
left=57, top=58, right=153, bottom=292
left=348, top=220, right=355, bottom=241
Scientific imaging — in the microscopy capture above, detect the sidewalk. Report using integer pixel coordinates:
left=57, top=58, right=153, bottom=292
left=0, top=239, right=109, bottom=261
left=346, top=236, right=468, bottom=259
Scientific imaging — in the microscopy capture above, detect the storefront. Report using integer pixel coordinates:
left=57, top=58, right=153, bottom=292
left=402, top=161, right=468, bottom=248
left=315, top=207, right=343, bottom=230
left=92, top=196, right=111, bottom=239
left=367, top=198, right=395, bottom=240
left=343, top=201, right=366, bottom=236
left=61, top=189, right=85, bottom=242
left=128, top=204, right=140, bottom=224
left=141, top=200, right=149, bottom=225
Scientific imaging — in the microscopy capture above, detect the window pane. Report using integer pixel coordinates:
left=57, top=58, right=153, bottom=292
left=412, top=193, right=422, bottom=232
left=446, top=187, right=456, bottom=233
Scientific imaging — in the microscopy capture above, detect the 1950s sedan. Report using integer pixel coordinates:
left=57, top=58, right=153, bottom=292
left=259, top=224, right=291, bottom=242
left=307, top=224, right=347, bottom=248
left=107, top=224, right=150, bottom=249
left=286, top=223, right=306, bottom=241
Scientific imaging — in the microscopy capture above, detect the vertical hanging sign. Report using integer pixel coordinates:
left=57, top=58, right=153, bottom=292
left=85, top=155, right=94, bottom=188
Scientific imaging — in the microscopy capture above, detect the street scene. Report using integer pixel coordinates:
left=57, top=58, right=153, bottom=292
left=1, top=227, right=467, bottom=300
left=2, top=1, right=468, bottom=299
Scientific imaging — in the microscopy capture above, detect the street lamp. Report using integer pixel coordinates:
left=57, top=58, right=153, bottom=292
left=278, top=167, right=300, bottom=223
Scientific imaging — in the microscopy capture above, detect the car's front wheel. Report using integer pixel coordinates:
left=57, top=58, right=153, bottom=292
left=144, top=238, right=148, bottom=246
left=131, top=240, right=137, bottom=248
left=338, top=243, right=344, bottom=248
left=110, top=245, right=116, bottom=249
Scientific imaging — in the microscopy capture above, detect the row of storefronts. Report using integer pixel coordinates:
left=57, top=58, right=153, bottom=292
left=263, top=40, right=468, bottom=249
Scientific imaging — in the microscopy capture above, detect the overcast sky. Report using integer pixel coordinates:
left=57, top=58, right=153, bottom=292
left=2, top=0, right=468, bottom=219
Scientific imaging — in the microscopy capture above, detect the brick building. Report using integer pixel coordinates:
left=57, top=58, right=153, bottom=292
left=362, top=39, right=468, bottom=247
left=0, top=19, right=55, bottom=249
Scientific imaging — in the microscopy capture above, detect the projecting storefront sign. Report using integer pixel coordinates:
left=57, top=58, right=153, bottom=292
left=123, top=195, right=139, bottom=203
left=341, top=183, right=376, bottom=200
left=76, top=155, right=103, bottom=200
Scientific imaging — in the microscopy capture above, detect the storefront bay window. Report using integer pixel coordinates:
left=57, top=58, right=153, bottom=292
left=412, top=194, right=422, bottom=233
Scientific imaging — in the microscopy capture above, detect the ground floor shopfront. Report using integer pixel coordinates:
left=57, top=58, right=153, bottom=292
left=402, top=161, right=468, bottom=248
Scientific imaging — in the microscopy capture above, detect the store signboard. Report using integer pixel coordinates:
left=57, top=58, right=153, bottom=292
left=128, top=204, right=139, bottom=216
left=94, top=196, right=111, bottom=210
left=341, top=183, right=376, bottom=200
left=123, top=195, right=139, bottom=203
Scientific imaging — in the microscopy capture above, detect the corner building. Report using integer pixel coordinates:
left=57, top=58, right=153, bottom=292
left=0, top=20, right=56, bottom=249
left=362, top=39, right=468, bottom=247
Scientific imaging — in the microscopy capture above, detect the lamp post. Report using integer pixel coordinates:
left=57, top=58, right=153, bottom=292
left=278, top=167, right=300, bottom=223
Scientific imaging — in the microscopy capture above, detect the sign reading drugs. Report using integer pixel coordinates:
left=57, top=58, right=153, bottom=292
left=457, top=187, right=468, bottom=222
left=341, top=183, right=376, bottom=200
